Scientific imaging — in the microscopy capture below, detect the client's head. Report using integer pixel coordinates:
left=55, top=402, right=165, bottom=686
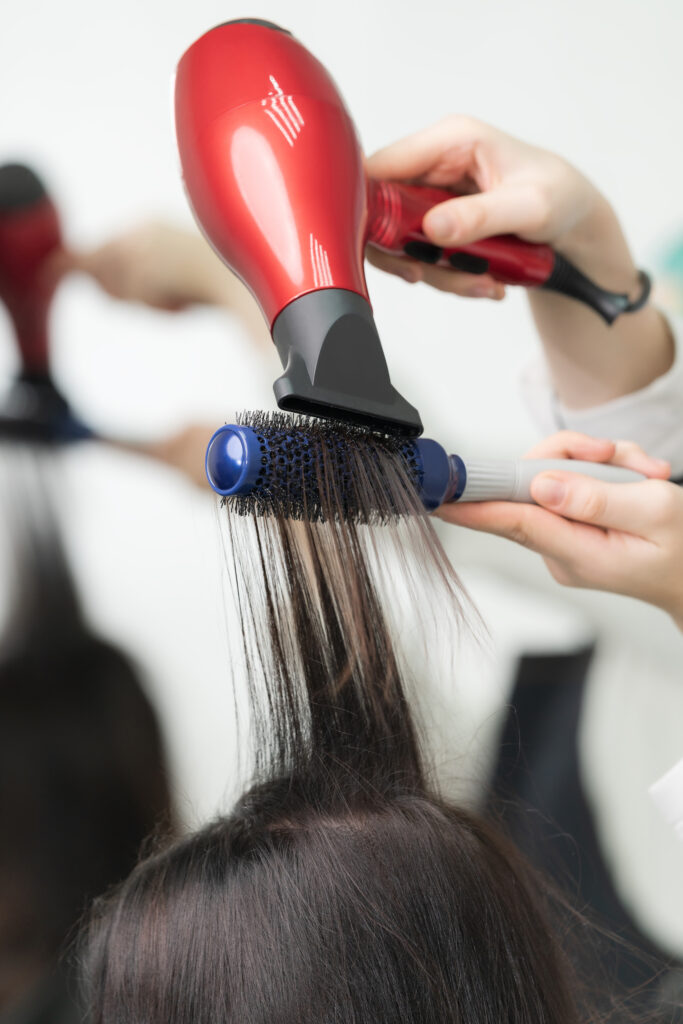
left=84, top=787, right=582, bottom=1023
left=81, top=419, right=584, bottom=1024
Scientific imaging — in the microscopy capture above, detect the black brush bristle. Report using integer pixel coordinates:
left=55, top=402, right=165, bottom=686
left=225, top=411, right=423, bottom=524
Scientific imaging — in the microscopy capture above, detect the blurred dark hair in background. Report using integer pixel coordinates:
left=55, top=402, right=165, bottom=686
left=0, top=454, right=174, bottom=1024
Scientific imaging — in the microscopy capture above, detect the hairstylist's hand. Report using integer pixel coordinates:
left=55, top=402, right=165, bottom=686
left=366, top=117, right=673, bottom=408
left=365, top=116, right=617, bottom=299
left=436, top=432, right=683, bottom=629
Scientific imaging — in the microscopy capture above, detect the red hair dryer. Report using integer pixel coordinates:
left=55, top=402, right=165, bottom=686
left=175, top=20, right=639, bottom=437
left=0, top=163, right=61, bottom=375
left=0, top=163, right=89, bottom=441
left=175, top=19, right=422, bottom=436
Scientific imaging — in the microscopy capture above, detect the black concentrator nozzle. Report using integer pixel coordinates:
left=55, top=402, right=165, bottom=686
left=271, top=290, right=423, bottom=437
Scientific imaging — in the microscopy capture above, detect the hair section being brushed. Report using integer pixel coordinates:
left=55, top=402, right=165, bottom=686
left=81, top=413, right=594, bottom=1024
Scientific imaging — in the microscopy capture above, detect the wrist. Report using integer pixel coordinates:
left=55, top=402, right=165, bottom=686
left=554, top=193, right=639, bottom=294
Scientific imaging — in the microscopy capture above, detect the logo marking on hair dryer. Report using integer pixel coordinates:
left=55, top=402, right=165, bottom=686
left=261, top=76, right=304, bottom=147
left=309, top=234, right=333, bottom=287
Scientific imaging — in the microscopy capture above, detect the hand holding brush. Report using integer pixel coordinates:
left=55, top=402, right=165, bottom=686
left=437, top=431, right=683, bottom=629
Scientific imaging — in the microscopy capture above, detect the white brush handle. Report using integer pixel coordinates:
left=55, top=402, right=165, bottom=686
left=458, top=459, right=645, bottom=503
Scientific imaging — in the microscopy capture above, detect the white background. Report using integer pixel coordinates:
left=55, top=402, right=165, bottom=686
left=2, top=0, right=683, bottom=952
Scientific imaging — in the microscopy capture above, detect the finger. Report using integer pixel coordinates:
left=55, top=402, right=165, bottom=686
left=366, top=246, right=505, bottom=298
left=436, top=497, right=602, bottom=563
left=610, top=440, right=671, bottom=479
left=423, top=182, right=544, bottom=248
left=413, top=263, right=505, bottom=299
left=529, top=472, right=675, bottom=535
left=523, top=432, right=670, bottom=479
left=365, top=247, right=423, bottom=283
left=524, top=432, right=616, bottom=462
left=366, top=117, right=489, bottom=184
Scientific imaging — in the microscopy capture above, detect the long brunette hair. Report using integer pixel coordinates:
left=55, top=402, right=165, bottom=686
left=0, top=456, right=172, bottom=1014
left=82, top=419, right=591, bottom=1024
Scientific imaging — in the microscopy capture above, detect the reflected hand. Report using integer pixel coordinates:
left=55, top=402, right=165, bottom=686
left=365, top=116, right=625, bottom=300
left=123, top=424, right=216, bottom=489
left=67, top=222, right=234, bottom=311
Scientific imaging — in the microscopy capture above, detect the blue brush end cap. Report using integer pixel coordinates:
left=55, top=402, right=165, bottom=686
left=205, top=425, right=262, bottom=496
left=414, top=438, right=452, bottom=510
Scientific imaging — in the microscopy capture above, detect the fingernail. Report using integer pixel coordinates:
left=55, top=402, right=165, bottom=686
left=533, top=476, right=566, bottom=506
left=471, top=286, right=500, bottom=299
left=425, top=210, right=452, bottom=243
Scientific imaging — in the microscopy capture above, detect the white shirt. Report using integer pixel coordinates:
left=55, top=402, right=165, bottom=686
left=515, top=316, right=683, bottom=958
left=520, top=317, right=683, bottom=477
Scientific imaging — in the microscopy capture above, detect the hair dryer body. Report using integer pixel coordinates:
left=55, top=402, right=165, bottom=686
left=175, top=20, right=422, bottom=435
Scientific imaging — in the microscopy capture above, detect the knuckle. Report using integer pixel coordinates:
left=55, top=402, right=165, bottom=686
left=550, top=561, right=585, bottom=589
left=554, top=429, right=581, bottom=447
left=445, top=113, right=478, bottom=134
left=462, top=201, right=485, bottom=235
left=648, top=480, right=679, bottom=524
left=578, top=489, right=607, bottom=522
left=547, top=561, right=571, bottom=585
left=614, top=439, right=644, bottom=462
left=508, top=522, right=532, bottom=549
left=525, top=184, right=553, bottom=232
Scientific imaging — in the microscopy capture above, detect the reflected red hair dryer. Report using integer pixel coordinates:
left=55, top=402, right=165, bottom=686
left=175, top=20, right=636, bottom=437
left=0, top=163, right=61, bottom=376
left=0, top=164, right=89, bottom=441
left=175, top=19, right=422, bottom=436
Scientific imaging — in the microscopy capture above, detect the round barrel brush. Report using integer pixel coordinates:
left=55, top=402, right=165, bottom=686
left=205, top=414, right=644, bottom=521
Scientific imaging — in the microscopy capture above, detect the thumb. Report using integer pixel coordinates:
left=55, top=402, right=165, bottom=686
left=423, top=183, right=543, bottom=247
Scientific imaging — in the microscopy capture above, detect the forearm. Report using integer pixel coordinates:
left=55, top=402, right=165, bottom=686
left=528, top=196, right=674, bottom=408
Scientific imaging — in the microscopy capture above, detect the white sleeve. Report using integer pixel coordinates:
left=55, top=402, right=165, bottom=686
left=520, top=315, right=683, bottom=479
